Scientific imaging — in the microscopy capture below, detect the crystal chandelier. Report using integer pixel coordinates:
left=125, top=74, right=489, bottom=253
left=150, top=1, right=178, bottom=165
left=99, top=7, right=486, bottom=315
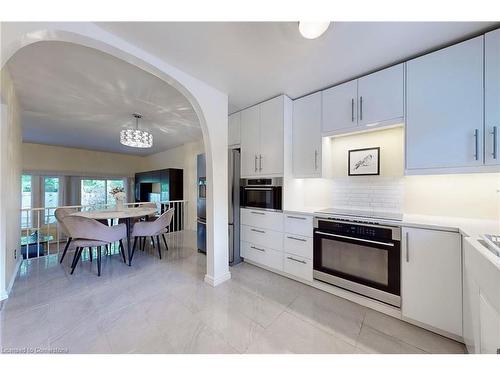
left=120, top=113, right=153, bottom=148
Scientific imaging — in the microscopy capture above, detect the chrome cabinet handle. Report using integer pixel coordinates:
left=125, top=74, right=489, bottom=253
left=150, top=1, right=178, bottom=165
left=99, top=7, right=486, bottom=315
left=287, top=215, right=306, bottom=220
left=314, top=150, right=318, bottom=170
left=405, top=231, right=409, bottom=263
left=491, top=126, right=498, bottom=159
left=250, top=211, right=265, bottom=215
left=254, top=155, right=258, bottom=172
left=251, top=245, right=265, bottom=252
left=359, top=96, right=363, bottom=121
left=287, top=236, right=307, bottom=242
left=259, top=154, right=262, bottom=171
left=474, top=129, right=479, bottom=160
left=251, top=228, right=265, bottom=234
left=287, top=256, right=306, bottom=264
left=351, top=98, right=355, bottom=122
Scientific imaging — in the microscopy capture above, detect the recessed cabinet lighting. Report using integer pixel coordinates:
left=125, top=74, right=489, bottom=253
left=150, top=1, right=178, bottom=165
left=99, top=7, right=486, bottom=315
left=298, top=22, right=331, bottom=39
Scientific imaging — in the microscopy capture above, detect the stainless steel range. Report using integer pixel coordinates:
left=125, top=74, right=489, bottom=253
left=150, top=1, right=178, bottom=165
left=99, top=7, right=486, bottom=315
left=313, top=208, right=402, bottom=307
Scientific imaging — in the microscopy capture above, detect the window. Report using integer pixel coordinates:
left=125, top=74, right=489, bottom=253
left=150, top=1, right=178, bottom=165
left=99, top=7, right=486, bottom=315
left=21, top=175, right=32, bottom=228
left=43, top=177, right=59, bottom=224
left=81, top=179, right=125, bottom=207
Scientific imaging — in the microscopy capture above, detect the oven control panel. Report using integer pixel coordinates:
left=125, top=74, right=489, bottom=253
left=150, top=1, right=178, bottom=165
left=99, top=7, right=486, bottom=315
left=314, top=218, right=400, bottom=241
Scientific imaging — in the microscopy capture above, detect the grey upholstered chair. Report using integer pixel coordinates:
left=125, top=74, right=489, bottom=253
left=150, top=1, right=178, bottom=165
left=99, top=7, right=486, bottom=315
left=130, top=208, right=174, bottom=261
left=63, top=216, right=127, bottom=276
left=55, top=207, right=77, bottom=264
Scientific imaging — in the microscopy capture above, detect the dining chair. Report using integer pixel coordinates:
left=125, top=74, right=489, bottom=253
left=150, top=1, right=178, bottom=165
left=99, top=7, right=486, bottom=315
left=55, top=207, right=77, bottom=264
left=130, top=208, right=174, bottom=261
left=63, top=216, right=127, bottom=276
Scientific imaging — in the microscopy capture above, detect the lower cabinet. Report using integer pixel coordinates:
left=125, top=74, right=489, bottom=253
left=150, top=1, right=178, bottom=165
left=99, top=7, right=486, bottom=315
left=284, top=254, right=312, bottom=281
left=283, top=213, right=313, bottom=282
left=463, top=237, right=500, bottom=354
left=401, top=227, right=462, bottom=337
left=240, top=241, right=283, bottom=271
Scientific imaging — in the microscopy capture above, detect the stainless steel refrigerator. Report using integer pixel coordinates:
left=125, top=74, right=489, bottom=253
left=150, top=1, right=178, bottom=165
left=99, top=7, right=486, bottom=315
left=228, top=148, right=242, bottom=265
left=197, top=153, right=206, bottom=253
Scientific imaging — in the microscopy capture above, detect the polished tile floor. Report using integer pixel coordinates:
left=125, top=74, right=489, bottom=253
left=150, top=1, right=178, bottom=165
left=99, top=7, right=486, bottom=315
left=0, top=230, right=466, bottom=354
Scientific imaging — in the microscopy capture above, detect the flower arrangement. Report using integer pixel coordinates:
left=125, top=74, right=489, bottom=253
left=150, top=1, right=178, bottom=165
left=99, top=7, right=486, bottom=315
left=109, top=186, right=126, bottom=200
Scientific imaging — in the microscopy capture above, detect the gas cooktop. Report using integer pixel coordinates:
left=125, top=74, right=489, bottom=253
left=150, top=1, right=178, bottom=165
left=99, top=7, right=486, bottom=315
left=315, top=207, right=403, bottom=221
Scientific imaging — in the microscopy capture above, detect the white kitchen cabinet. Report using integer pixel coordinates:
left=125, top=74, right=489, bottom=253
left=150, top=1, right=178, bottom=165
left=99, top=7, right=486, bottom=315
left=240, top=96, right=285, bottom=177
left=260, top=96, right=284, bottom=176
left=485, top=29, right=500, bottom=165
left=284, top=253, right=313, bottom=282
left=240, top=208, right=283, bottom=232
left=240, top=105, right=260, bottom=177
left=463, top=237, right=500, bottom=354
left=228, top=112, right=241, bottom=146
left=292, top=92, right=322, bottom=177
left=406, top=36, right=484, bottom=170
left=401, top=227, right=462, bottom=337
left=322, top=80, right=358, bottom=134
left=357, top=63, right=404, bottom=127
left=241, top=241, right=283, bottom=271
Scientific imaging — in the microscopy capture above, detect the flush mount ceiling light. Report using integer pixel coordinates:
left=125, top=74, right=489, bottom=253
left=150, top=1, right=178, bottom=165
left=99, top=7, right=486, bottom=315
left=298, top=21, right=331, bottom=39
left=120, top=113, right=153, bottom=148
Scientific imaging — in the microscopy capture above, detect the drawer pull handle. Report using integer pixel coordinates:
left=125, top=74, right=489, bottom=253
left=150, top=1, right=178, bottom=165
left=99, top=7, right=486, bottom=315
left=287, top=256, right=306, bottom=264
left=251, top=245, right=265, bottom=252
left=287, top=236, right=306, bottom=242
left=287, top=215, right=306, bottom=220
left=250, top=211, right=265, bottom=215
left=251, top=228, right=265, bottom=234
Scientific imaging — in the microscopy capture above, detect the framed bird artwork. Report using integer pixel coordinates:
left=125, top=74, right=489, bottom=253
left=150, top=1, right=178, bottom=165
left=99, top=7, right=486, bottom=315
left=348, top=147, right=380, bottom=176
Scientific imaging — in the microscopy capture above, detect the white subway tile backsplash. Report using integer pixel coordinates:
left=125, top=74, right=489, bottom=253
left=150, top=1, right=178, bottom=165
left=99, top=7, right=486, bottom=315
left=331, top=177, right=403, bottom=213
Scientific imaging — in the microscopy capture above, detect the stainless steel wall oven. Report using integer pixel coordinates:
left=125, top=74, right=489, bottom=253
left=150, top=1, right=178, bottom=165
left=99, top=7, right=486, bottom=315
left=240, top=178, right=282, bottom=211
left=313, top=217, right=401, bottom=307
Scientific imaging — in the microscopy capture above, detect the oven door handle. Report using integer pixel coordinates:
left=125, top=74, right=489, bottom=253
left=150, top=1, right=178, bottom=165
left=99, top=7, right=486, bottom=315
left=315, top=231, right=395, bottom=247
left=243, top=187, right=273, bottom=191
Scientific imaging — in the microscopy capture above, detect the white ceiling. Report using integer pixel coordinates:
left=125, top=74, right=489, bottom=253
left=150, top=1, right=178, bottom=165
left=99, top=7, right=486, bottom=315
left=7, top=41, right=202, bottom=156
left=98, top=21, right=498, bottom=113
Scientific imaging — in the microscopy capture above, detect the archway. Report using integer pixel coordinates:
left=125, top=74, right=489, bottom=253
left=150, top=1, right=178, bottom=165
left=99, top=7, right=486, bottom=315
left=0, top=22, right=230, bottom=296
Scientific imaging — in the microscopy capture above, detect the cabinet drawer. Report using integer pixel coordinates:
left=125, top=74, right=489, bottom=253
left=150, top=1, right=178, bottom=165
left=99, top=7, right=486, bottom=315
left=284, top=213, right=313, bottom=237
left=241, top=241, right=283, bottom=271
left=284, top=253, right=313, bottom=282
left=283, top=234, right=313, bottom=259
left=241, top=225, right=283, bottom=251
left=241, top=208, right=283, bottom=231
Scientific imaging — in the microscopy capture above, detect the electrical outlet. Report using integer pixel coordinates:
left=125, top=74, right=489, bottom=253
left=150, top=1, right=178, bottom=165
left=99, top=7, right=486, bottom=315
left=14, top=248, right=17, bottom=259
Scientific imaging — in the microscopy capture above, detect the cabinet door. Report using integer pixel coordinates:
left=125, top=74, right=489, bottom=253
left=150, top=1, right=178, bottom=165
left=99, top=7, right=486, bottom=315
left=401, top=227, right=462, bottom=336
left=259, top=96, right=284, bottom=176
left=228, top=112, right=241, bottom=146
left=292, top=92, right=322, bottom=177
left=485, top=29, right=500, bottom=165
left=322, top=80, right=358, bottom=134
left=358, top=63, right=404, bottom=127
left=240, top=105, right=260, bottom=177
left=406, top=36, right=484, bottom=170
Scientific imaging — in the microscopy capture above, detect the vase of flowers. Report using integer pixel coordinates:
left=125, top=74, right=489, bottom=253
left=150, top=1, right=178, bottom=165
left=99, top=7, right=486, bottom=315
left=110, top=187, right=126, bottom=211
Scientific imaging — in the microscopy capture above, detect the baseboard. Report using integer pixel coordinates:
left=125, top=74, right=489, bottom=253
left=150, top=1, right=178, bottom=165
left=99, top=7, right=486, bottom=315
left=204, top=271, right=231, bottom=287
left=6, top=257, right=22, bottom=295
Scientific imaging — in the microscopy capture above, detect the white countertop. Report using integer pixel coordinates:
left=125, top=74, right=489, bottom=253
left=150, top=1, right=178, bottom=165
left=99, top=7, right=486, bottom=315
left=283, top=207, right=499, bottom=237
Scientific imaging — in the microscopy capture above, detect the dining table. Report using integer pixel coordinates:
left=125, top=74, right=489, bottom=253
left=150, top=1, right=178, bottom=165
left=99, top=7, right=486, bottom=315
left=69, top=206, right=157, bottom=266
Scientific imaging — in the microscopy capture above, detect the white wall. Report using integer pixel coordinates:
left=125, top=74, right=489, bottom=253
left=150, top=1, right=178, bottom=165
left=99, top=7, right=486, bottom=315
left=22, top=142, right=147, bottom=177
left=0, top=68, right=22, bottom=299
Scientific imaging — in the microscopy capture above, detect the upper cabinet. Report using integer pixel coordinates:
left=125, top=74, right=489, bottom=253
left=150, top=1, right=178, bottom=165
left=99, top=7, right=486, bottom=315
left=322, top=64, right=404, bottom=135
left=406, top=36, right=484, bottom=171
left=292, top=92, right=322, bottom=177
left=228, top=112, right=241, bottom=146
left=357, top=63, right=404, bottom=127
left=485, top=28, right=500, bottom=166
left=240, top=96, right=285, bottom=177
left=322, top=80, right=358, bottom=133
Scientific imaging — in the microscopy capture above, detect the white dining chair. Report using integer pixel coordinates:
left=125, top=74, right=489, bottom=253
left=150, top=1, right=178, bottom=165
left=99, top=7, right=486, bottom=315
left=130, top=208, right=174, bottom=261
left=64, top=215, right=127, bottom=276
left=55, top=207, right=77, bottom=264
